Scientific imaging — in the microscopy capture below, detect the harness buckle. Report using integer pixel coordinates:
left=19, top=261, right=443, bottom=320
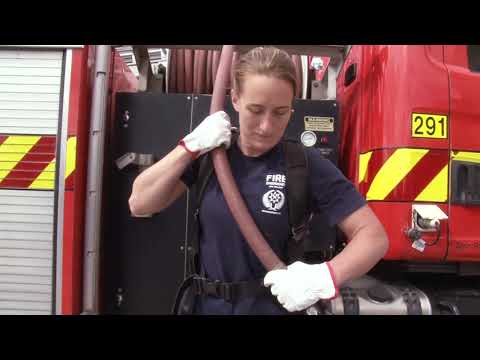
left=291, top=213, right=313, bottom=243
left=219, top=282, right=233, bottom=303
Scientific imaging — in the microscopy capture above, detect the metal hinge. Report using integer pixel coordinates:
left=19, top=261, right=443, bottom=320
left=116, top=152, right=155, bottom=171
left=115, top=287, right=124, bottom=309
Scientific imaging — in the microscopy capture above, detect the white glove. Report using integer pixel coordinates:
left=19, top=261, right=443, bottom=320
left=179, top=111, right=232, bottom=159
left=264, top=261, right=338, bottom=312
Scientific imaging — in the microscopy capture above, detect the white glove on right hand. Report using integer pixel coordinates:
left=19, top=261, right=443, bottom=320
left=179, top=111, right=232, bottom=159
left=264, top=261, right=338, bottom=312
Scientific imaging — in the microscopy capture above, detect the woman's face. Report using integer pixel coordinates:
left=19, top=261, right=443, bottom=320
left=232, top=74, right=294, bottom=157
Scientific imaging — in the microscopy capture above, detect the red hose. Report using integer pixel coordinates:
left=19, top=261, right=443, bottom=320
left=168, top=49, right=177, bottom=93
left=292, top=55, right=303, bottom=98
left=197, top=50, right=207, bottom=94
left=210, top=48, right=321, bottom=315
left=212, top=50, right=220, bottom=91
left=184, top=49, right=193, bottom=93
left=209, top=45, right=285, bottom=272
left=176, top=49, right=185, bottom=93
left=193, top=50, right=201, bottom=94
left=206, top=50, right=213, bottom=93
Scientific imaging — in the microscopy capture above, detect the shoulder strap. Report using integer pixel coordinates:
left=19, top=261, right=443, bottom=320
left=195, top=131, right=239, bottom=208
left=188, top=131, right=239, bottom=275
left=195, top=154, right=214, bottom=211
left=188, top=154, right=213, bottom=275
left=283, top=139, right=312, bottom=263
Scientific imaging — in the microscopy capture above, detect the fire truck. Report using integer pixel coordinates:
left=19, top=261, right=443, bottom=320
left=0, top=45, right=478, bottom=315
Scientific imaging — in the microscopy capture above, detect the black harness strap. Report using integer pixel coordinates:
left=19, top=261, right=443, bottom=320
left=187, top=133, right=238, bottom=275
left=282, top=139, right=312, bottom=263
left=188, top=151, right=215, bottom=275
left=192, top=276, right=269, bottom=303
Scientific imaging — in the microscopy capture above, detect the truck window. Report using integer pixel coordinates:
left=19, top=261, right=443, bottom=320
left=467, top=45, right=480, bottom=72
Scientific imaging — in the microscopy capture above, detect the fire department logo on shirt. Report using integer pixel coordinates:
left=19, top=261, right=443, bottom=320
left=262, top=189, right=285, bottom=213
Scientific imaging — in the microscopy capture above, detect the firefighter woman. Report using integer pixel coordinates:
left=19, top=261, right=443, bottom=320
left=128, top=46, right=389, bottom=314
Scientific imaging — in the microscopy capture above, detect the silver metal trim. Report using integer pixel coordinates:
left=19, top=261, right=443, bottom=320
left=184, top=95, right=195, bottom=278
left=54, top=49, right=73, bottom=314
left=301, top=55, right=308, bottom=100
left=82, top=45, right=112, bottom=314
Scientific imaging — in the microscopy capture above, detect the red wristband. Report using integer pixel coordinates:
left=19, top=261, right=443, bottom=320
left=325, top=261, right=339, bottom=299
left=179, top=139, right=199, bottom=160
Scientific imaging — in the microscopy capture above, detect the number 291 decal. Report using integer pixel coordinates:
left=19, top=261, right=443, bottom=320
left=412, top=113, right=448, bottom=139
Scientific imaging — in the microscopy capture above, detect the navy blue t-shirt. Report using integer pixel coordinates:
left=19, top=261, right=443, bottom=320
left=180, top=141, right=366, bottom=315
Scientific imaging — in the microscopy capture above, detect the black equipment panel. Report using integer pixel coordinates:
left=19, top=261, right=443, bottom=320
left=102, top=93, right=191, bottom=314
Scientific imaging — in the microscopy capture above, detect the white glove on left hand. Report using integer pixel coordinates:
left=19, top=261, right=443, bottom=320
left=179, top=111, right=231, bottom=160
left=264, top=261, right=338, bottom=312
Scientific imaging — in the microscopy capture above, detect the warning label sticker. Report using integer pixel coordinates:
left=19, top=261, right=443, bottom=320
left=304, top=116, right=334, bottom=132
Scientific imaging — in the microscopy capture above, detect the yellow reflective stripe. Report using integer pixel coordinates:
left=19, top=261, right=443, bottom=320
left=29, top=159, right=56, bottom=189
left=65, top=136, right=76, bottom=179
left=452, top=151, right=480, bottom=164
left=0, top=135, right=41, bottom=181
left=358, top=151, right=373, bottom=183
left=27, top=136, right=76, bottom=189
left=415, top=164, right=449, bottom=202
left=367, top=148, right=429, bottom=200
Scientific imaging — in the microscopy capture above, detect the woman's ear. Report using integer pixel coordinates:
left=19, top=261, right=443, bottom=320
left=231, top=89, right=241, bottom=112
